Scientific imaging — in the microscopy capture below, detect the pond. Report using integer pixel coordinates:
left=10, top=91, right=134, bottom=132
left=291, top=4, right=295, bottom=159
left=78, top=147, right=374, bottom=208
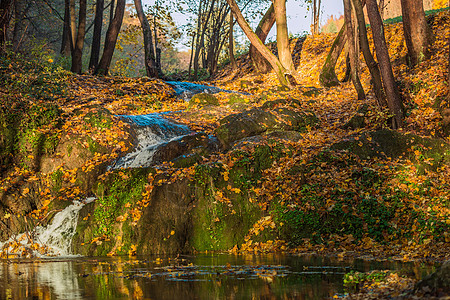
left=0, top=253, right=436, bottom=299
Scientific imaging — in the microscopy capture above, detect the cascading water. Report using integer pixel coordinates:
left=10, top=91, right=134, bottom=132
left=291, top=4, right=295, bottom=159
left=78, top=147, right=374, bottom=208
left=110, top=113, right=191, bottom=169
left=166, top=81, right=226, bottom=101
left=0, top=198, right=95, bottom=257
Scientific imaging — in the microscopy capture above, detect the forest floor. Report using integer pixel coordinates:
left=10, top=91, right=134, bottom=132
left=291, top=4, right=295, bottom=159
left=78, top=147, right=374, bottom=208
left=0, top=9, right=449, bottom=300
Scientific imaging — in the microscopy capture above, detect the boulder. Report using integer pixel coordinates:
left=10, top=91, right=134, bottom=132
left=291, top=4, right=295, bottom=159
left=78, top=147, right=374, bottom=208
left=415, top=260, right=450, bottom=296
left=215, top=106, right=317, bottom=149
left=152, top=132, right=219, bottom=165
left=332, top=129, right=450, bottom=169
left=188, top=93, right=219, bottom=108
left=344, top=104, right=369, bottom=129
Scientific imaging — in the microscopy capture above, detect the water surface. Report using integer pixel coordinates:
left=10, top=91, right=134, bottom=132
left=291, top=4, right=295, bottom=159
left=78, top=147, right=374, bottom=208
left=0, top=253, right=436, bottom=300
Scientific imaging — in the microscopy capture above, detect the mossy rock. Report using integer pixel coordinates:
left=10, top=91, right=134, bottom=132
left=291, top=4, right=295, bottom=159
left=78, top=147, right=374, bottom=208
left=331, top=129, right=450, bottom=170
left=215, top=107, right=318, bottom=149
left=261, top=98, right=301, bottom=110
left=344, top=104, right=369, bottom=129
left=302, top=87, right=322, bottom=97
left=228, top=94, right=246, bottom=105
left=189, top=93, right=219, bottom=108
left=215, top=109, right=278, bottom=149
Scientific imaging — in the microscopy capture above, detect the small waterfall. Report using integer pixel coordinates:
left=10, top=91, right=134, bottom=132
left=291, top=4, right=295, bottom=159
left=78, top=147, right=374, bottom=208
left=0, top=198, right=95, bottom=258
left=166, top=81, right=233, bottom=101
left=111, top=113, right=191, bottom=169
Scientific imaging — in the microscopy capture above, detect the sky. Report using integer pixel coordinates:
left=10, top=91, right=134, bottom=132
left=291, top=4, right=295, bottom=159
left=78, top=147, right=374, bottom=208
left=142, top=0, right=344, bottom=50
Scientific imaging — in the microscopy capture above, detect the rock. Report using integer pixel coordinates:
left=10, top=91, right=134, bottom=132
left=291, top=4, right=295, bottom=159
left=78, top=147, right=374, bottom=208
left=331, top=129, right=450, bottom=169
left=265, top=131, right=303, bottom=142
left=215, top=109, right=278, bottom=149
left=344, top=104, right=369, bottom=129
left=302, top=87, right=322, bottom=97
left=188, top=93, right=219, bottom=108
left=152, top=132, right=219, bottom=164
left=415, top=260, right=450, bottom=296
left=215, top=107, right=318, bottom=149
left=228, top=94, right=246, bottom=105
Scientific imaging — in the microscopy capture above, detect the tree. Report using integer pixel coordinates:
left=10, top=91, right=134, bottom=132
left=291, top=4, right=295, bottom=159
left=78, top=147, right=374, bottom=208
left=71, top=0, right=87, bottom=74
left=352, top=0, right=386, bottom=106
left=60, top=0, right=73, bottom=56
left=89, top=0, right=104, bottom=71
left=273, top=0, right=296, bottom=75
left=228, top=13, right=238, bottom=70
left=249, top=3, right=275, bottom=74
left=366, top=0, right=403, bottom=128
left=400, top=0, right=432, bottom=66
left=312, top=0, right=322, bottom=35
left=343, top=0, right=365, bottom=99
left=0, top=0, right=13, bottom=49
left=12, top=0, right=28, bottom=51
left=134, top=0, right=158, bottom=77
left=319, top=25, right=346, bottom=87
left=225, top=0, right=294, bottom=88
left=95, top=0, right=126, bottom=75
left=70, top=0, right=76, bottom=47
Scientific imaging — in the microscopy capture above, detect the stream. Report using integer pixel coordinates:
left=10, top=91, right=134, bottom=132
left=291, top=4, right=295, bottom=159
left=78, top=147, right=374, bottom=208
left=0, top=82, right=440, bottom=299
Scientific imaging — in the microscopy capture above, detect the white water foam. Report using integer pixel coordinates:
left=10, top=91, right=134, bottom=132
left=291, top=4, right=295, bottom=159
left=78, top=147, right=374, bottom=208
left=111, top=113, right=191, bottom=169
left=0, top=197, right=95, bottom=258
left=166, top=81, right=225, bottom=101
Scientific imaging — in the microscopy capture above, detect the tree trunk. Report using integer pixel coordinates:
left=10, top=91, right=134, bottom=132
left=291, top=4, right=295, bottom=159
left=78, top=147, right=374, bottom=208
left=12, top=0, right=27, bottom=51
left=194, top=0, right=215, bottom=81
left=71, top=0, right=87, bottom=74
left=273, top=0, right=296, bottom=74
left=153, top=0, right=162, bottom=76
left=70, top=0, right=76, bottom=47
left=134, top=0, right=158, bottom=77
left=366, top=0, right=404, bottom=128
left=344, top=0, right=365, bottom=100
left=352, top=0, right=387, bottom=106
left=312, top=0, right=321, bottom=34
left=319, top=24, right=346, bottom=87
left=226, top=0, right=293, bottom=88
left=188, top=32, right=195, bottom=77
left=61, top=0, right=73, bottom=56
left=249, top=3, right=275, bottom=74
left=95, top=0, right=125, bottom=75
left=400, top=0, right=432, bottom=66
left=0, top=0, right=13, bottom=48
left=89, top=0, right=104, bottom=71
left=110, top=0, right=115, bottom=21
left=228, top=13, right=237, bottom=70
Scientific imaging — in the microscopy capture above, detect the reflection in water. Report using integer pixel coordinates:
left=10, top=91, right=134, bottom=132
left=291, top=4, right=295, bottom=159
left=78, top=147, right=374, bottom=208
left=0, top=254, right=437, bottom=300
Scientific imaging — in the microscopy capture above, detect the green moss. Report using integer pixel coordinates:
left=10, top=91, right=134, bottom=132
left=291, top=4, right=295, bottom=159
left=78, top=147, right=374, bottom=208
left=228, top=94, right=246, bottom=105
left=84, top=109, right=113, bottom=129
left=50, top=168, right=64, bottom=191
left=189, top=93, right=219, bottom=108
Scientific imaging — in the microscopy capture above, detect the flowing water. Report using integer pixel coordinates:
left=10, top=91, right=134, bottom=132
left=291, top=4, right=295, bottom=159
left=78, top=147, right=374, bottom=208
left=0, top=198, right=95, bottom=258
left=110, top=113, right=191, bottom=169
left=166, top=81, right=230, bottom=101
left=0, top=254, right=436, bottom=300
